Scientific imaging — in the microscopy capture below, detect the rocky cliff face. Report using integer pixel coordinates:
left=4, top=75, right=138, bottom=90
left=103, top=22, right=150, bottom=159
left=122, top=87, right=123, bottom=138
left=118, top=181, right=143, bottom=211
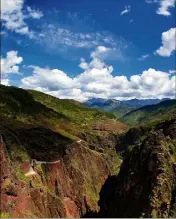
left=0, top=120, right=120, bottom=218
left=98, top=116, right=176, bottom=218
left=1, top=116, right=176, bottom=218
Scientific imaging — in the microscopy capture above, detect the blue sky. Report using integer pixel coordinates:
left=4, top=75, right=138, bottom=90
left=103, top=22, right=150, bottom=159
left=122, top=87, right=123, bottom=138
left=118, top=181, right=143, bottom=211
left=1, top=0, right=176, bottom=101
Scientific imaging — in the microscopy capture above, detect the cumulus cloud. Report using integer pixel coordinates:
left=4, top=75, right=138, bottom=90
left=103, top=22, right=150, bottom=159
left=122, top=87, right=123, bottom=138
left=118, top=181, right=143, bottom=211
left=90, top=45, right=125, bottom=61
left=120, top=5, right=131, bottom=15
left=157, top=0, right=176, bottom=16
left=21, top=66, right=75, bottom=91
left=1, top=51, right=23, bottom=74
left=1, top=0, right=43, bottom=37
left=1, top=51, right=23, bottom=86
left=79, top=58, right=89, bottom=70
left=146, top=0, right=175, bottom=16
left=156, top=27, right=176, bottom=57
left=21, top=47, right=175, bottom=101
left=90, top=46, right=111, bottom=59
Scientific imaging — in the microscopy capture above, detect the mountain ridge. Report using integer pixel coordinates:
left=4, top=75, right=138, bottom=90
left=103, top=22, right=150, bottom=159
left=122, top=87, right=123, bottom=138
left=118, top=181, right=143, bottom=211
left=122, top=99, right=176, bottom=126
left=84, top=97, right=171, bottom=118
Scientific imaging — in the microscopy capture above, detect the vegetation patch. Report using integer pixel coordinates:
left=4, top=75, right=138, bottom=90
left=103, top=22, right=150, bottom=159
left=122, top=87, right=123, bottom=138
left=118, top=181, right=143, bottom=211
left=14, top=165, right=29, bottom=182
left=122, top=100, right=176, bottom=126
left=0, top=212, right=11, bottom=218
left=1, top=178, right=11, bottom=190
left=10, top=143, right=29, bottom=162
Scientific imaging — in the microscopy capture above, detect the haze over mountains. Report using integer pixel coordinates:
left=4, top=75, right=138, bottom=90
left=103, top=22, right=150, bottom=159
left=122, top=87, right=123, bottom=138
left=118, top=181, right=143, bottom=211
left=85, top=97, right=170, bottom=108
left=84, top=97, right=171, bottom=117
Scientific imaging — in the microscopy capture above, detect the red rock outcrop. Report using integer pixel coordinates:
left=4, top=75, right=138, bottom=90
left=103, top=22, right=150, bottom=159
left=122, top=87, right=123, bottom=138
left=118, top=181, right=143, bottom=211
left=0, top=127, right=119, bottom=218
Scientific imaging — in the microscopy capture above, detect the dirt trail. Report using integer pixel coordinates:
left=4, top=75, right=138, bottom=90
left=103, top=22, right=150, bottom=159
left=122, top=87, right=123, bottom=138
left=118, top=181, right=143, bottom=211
left=25, top=166, right=37, bottom=176
left=25, top=139, right=83, bottom=176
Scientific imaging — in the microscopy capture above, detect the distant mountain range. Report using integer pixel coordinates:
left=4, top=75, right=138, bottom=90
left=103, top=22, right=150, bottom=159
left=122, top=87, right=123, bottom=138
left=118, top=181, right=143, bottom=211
left=84, top=98, right=171, bottom=117
left=121, top=98, right=170, bottom=108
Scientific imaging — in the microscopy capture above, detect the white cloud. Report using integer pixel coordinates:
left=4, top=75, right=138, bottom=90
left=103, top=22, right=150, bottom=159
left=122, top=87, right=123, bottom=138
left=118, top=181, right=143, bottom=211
left=27, top=6, right=43, bottom=19
left=169, top=69, right=176, bottom=74
left=90, top=45, right=125, bottom=61
left=145, top=0, right=159, bottom=3
left=16, top=26, right=29, bottom=34
left=1, top=0, right=23, bottom=14
left=1, top=51, right=23, bottom=74
left=1, top=79, right=10, bottom=86
left=37, top=25, right=128, bottom=60
left=79, top=58, right=89, bottom=70
left=21, top=47, right=175, bottom=101
left=138, top=54, right=150, bottom=61
left=120, top=5, right=131, bottom=15
left=21, top=66, right=75, bottom=91
left=157, top=0, right=175, bottom=16
left=1, top=0, right=26, bottom=32
left=0, top=31, right=7, bottom=36
left=38, top=25, right=118, bottom=49
left=145, top=0, right=175, bottom=16
left=38, top=26, right=97, bottom=48
left=156, top=27, right=176, bottom=57
left=1, top=0, right=43, bottom=37
left=1, top=50, right=23, bottom=86
left=90, top=46, right=111, bottom=59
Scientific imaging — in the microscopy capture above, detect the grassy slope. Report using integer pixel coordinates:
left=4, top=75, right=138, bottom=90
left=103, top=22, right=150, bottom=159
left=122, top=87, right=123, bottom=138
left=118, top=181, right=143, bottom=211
left=88, top=103, right=134, bottom=118
left=0, top=85, right=123, bottom=138
left=0, top=85, right=69, bottom=125
left=112, top=104, right=135, bottom=118
left=28, top=89, right=115, bottom=127
left=121, top=99, right=176, bottom=126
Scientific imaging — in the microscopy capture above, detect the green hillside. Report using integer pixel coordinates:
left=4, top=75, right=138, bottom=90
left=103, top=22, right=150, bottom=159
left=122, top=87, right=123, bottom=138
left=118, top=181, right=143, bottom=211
left=0, top=85, right=124, bottom=137
left=28, top=89, right=115, bottom=126
left=88, top=103, right=134, bottom=118
left=121, top=99, right=176, bottom=126
left=112, top=104, right=134, bottom=118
